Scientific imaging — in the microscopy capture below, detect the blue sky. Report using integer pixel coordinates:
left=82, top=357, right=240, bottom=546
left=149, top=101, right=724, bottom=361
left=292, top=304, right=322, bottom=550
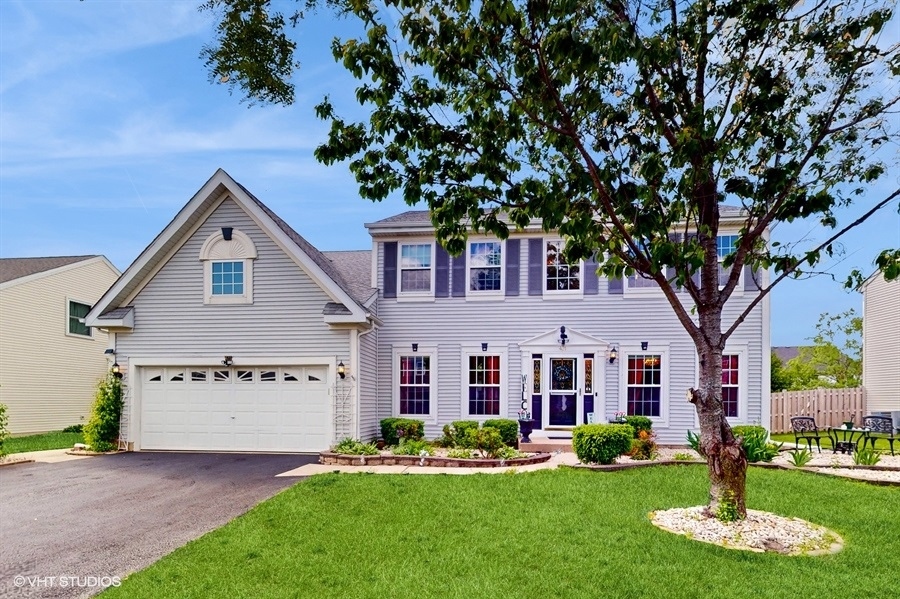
left=1, top=0, right=897, bottom=346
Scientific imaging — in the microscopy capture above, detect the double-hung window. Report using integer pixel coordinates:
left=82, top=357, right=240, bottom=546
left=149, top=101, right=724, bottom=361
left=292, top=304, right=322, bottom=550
left=716, top=234, right=743, bottom=290
left=468, top=241, right=503, bottom=294
left=398, top=354, right=432, bottom=416
left=399, top=243, right=433, bottom=295
left=67, top=300, right=92, bottom=337
left=626, top=354, right=662, bottom=417
left=467, top=355, right=501, bottom=416
left=721, top=354, right=740, bottom=418
left=545, top=240, right=581, bottom=293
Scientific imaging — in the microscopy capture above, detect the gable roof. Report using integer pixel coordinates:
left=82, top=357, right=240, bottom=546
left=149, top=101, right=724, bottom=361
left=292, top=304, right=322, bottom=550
left=87, top=169, right=371, bottom=327
left=0, top=255, right=99, bottom=285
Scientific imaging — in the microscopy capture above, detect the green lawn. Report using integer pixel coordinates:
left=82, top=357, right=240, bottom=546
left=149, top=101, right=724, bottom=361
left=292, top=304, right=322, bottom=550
left=771, top=432, right=896, bottom=453
left=2, top=431, right=84, bottom=454
left=102, top=467, right=897, bottom=599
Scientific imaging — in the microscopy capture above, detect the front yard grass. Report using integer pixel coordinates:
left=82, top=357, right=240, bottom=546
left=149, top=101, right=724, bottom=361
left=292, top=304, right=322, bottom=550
left=2, top=431, right=84, bottom=454
left=103, top=467, right=897, bottom=599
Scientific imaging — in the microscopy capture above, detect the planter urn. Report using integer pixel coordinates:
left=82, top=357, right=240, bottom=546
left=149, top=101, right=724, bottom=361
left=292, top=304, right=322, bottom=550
left=518, top=419, right=535, bottom=443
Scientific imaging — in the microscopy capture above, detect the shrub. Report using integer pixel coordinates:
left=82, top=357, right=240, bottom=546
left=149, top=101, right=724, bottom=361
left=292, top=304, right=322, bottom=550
left=733, top=425, right=781, bottom=463
left=333, top=438, right=379, bottom=455
left=483, top=419, right=518, bottom=446
left=853, top=447, right=881, bottom=466
left=380, top=418, right=425, bottom=446
left=0, top=403, right=9, bottom=457
left=629, top=429, right=658, bottom=460
left=787, top=448, right=814, bottom=467
left=62, top=424, right=84, bottom=433
left=83, top=371, right=124, bottom=453
left=465, top=427, right=505, bottom=458
left=623, top=415, right=653, bottom=438
left=572, top=424, right=633, bottom=465
left=439, top=420, right=479, bottom=448
left=391, top=438, right=434, bottom=456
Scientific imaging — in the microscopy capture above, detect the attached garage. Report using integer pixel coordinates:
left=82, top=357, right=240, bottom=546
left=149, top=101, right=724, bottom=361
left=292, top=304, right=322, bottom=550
left=139, top=365, right=331, bottom=452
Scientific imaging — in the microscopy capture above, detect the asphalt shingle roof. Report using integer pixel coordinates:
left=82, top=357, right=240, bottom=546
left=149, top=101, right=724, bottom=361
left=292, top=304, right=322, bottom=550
left=0, top=256, right=98, bottom=285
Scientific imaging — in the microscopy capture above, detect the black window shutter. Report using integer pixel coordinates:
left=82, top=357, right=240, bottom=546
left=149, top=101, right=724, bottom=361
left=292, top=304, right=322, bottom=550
left=584, top=253, right=599, bottom=295
left=505, top=239, right=520, bottom=296
left=383, top=241, right=397, bottom=298
left=667, top=233, right=681, bottom=288
left=435, top=245, right=450, bottom=297
left=528, top=238, right=543, bottom=296
left=744, top=266, right=759, bottom=292
left=452, top=252, right=466, bottom=297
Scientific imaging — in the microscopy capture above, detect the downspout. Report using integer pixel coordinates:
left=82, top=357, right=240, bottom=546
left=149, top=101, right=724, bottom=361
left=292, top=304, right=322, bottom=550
left=356, top=315, right=379, bottom=440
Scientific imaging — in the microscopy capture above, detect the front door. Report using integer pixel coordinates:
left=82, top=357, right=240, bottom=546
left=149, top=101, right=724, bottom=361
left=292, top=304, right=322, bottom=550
left=548, top=357, right=578, bottom=427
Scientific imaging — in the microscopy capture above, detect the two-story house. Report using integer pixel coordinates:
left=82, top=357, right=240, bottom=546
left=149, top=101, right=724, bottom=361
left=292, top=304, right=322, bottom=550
left=87, top=169, right=769, bottom=451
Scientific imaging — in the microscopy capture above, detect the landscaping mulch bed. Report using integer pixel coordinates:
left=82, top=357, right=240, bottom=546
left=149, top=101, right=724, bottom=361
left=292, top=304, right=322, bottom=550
left=320, top=451, right=552, bottom=468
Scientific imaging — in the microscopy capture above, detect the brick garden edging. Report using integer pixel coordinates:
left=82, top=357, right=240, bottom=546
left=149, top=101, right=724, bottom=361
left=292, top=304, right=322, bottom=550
left=319, top=451, right=552, bottom=468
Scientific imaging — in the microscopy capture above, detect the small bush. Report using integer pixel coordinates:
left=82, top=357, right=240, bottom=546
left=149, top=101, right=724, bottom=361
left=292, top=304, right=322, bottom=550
left=494, top=445, right=527, bottom=460
left=0, top=403, right=9, bottom=457
left=572, top=424, right=633, bottom=465
left=629, top=429, right=658, bottom=460
left=439, top=420, right=479, bottom=448
left=83, top=372, right=124, bottom=453
left=391, top=438, right=434, bottom=456
left=464, top=427, right=505, bottom=458
left=853, top=447, right=881, bottom=466
left=380, top=418, right=425, bottom=446
left=787, top=448, right=814, bottom=467
left=333, top=438, right=379, bottom=455
left=483, top=419, right=518, bottom=446
left=623, top=416, right=653, bottom=438
left=733, top=425, right=781, bottom=463
left=62, top=424, right=84, bottom=433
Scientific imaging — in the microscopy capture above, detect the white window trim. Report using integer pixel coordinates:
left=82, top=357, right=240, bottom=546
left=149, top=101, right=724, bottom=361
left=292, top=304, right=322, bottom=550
left=65, top=297, right=93, bottom=339
left=692, top=344, right=749, bottom=425
left=397, top=241, right=436, bottom=300
left=465, top=239, right=505, bottom=300
left=543, top=239, right=583, bottom=298
left=460, top=345, right=507, bottom=419
left=199, top=229, right=257, bottom=305
left=393, top=345, right=437, bottom=423
left=623, top=271, right=667, bottom=296
left=618, top=343, right=670, bottom=427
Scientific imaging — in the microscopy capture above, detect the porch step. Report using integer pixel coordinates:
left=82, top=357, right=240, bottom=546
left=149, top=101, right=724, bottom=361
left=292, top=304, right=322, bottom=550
left=519, top=439, right=573, bottom=453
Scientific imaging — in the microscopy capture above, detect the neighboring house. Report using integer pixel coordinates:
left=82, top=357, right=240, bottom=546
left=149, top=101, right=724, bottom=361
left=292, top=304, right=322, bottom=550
left=860, top=271, right=900, bottom=417
left=0, top=255, right=121, bottom=434
left=87, top=170, right=770, bottom=451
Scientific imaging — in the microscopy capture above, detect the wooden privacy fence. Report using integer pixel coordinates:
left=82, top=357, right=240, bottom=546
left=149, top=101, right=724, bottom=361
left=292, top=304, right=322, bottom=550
left=770, top=387, right=866, bottom=433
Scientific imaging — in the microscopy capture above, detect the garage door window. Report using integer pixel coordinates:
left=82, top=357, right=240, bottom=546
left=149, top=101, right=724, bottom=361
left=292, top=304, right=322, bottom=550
left=237, top=370, right=253, bottom=382
left=191, top=370, right=207, bottom=382
left=214, top=370, right=230, bottom=382
left=260, top=370, right=277, bottom=382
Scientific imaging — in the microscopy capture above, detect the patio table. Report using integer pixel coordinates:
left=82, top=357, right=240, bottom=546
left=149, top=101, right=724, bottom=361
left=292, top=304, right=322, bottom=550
left=826, top=426, right=869, bottom=454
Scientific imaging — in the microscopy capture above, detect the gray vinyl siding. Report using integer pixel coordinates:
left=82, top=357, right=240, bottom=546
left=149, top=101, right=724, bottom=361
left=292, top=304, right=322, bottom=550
left=358, top=318, right=380, bottom=441
left=116, top=199, right=352, bottom=440
left=374, top=237, right=767, bottom=444
left=862, top=274, right=900, bottom=412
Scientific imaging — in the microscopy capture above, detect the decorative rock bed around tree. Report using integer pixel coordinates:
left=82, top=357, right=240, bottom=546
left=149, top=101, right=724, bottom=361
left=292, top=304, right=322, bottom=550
left=319, top=451, right=552, bottom=468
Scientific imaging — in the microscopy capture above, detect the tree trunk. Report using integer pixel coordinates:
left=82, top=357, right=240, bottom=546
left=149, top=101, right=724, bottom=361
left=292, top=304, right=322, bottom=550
left=691, top=341, right=748, bottom=519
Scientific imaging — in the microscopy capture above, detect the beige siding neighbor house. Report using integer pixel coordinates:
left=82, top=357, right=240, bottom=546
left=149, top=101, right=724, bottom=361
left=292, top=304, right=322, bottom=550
left=861, top=272, right=900, bottom=415
left=0, top=256, right=121, bottom=434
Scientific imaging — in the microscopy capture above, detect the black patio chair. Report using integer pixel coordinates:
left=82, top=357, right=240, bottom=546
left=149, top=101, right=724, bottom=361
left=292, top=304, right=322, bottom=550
left=790, top=416, right=823, bottom=453
left=862, top=415, right=897, bottom=456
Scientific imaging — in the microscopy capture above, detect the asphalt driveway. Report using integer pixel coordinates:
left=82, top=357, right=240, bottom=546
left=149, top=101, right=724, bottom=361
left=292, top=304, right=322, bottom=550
left=0, top=452, right=315, bottom=598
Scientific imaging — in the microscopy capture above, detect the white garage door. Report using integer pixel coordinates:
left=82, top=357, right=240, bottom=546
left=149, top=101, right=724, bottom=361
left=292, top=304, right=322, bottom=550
left=140, top=365, right=330, bottom=452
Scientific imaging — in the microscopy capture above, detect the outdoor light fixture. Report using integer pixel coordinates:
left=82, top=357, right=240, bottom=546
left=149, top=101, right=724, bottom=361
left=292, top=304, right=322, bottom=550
left=608, top=347, right=619, bottom=364
left=641, top=341, right=649, bottom=351
left=111, top=363, right=123, bottom=379
left=222, top=355, right=233, bottom=366
left=222, top=227, right=233, bottom=241
left=104, top=348, right=116, bottom=355
left=558, top=326, right=568, bottom=348
left=412, top=343, right=418, bottom=352
left=338, top=361, right=346, bottom=379
left=482, top=342, right=488, bottom=352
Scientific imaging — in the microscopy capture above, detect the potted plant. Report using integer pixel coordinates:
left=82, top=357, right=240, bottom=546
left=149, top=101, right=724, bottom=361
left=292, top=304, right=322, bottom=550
left=517, top=409, right=535, bottom=443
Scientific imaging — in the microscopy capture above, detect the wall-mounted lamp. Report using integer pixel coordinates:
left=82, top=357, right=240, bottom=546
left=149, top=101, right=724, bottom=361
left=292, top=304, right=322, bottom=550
left=337, top=361, right=346, bottom=379
left=104, top=348, right=116, bottom=356
left=608, top=346, right=619, bottom=364
left=558, top=326, right=568, bottom=348
left=412, top=343, right=418, bottom=352
left=481, top=342, right=488, bottom=352
left=111, top=362, right=123, bottom=379
left=222, top=227, right=233, bottom=241
left=222, top=355, right=233, bottom=366
left=641, top=341, right=649, bottom=351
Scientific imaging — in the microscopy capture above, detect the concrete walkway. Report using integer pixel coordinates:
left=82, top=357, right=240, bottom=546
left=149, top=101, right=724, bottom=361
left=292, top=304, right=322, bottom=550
left=277, top=451, right=581, bottom=477
left=0, top=448, right=92, bottom=465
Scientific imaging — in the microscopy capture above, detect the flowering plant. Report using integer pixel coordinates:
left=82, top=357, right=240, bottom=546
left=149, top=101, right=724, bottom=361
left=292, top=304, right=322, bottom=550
left=614, top=411, right=627, bottom=422
left=517, top=408, right=532, bottom=420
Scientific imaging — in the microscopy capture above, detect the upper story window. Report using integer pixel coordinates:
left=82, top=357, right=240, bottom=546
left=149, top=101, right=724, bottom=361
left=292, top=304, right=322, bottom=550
left=199, top=227, right=257, bottom=305
left=468, top=241, right=503, bottom=294
left=399, top=243, right=433, bottom=294
left=545, top=240, right=581, bottom=293
left=67, top=300, right=92, bottom=337
left=624, top=238, right=663, bottom=294
left=717, top=234, right=743, bottom=290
